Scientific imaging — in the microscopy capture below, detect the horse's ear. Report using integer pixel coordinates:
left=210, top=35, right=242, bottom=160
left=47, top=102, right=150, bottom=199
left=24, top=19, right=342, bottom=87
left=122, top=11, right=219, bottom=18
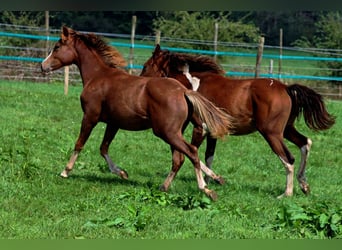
left=154, top=44, right=161, bottom=55
left=61, top=26, right=71, bottom=42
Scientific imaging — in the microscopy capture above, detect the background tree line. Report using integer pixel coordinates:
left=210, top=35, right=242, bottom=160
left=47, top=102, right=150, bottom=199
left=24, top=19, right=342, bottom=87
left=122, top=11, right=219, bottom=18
left=0, top=11, right=341, bottom=48
left=1, top=11, right=341, bottom=78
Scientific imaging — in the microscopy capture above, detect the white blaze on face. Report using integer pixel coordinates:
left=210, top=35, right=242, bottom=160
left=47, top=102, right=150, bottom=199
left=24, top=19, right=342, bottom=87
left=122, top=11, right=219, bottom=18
left=42, top=50, right=53, bottom=64
left=41, top=50, right=54, bottom=72
left=181, top=63, right=200, bottom=91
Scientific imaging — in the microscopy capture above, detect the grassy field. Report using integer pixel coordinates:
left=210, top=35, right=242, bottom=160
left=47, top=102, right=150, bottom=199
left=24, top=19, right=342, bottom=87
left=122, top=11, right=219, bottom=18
left=0, top=81, right=341, bottom=239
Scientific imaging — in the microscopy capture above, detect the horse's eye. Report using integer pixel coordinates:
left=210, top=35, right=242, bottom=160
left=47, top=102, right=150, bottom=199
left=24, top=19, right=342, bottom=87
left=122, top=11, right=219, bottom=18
left=54, top=45, right=60, bottom=51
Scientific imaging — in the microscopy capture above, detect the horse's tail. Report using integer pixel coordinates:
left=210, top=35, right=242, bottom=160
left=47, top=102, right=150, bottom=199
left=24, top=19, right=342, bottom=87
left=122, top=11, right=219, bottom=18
left=185, top=91, right=234, bottom=139
left=286, top=84, right=335, bottom=131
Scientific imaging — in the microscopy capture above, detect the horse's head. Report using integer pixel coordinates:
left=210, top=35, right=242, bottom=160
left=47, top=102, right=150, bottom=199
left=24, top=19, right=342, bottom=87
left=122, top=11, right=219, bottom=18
left=41, top=26, right=78, bottom=73
left=140, top=44, right=171, bottom=77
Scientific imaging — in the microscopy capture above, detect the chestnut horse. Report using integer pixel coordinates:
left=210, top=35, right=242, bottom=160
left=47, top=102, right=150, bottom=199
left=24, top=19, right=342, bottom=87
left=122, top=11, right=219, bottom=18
left=41, top=27, right=234, bottom=200
left=141, top=44, right=335, bottom=198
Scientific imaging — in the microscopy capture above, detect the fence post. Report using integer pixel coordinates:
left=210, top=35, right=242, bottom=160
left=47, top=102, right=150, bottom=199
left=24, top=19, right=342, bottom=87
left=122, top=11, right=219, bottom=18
left=155, top=30, right=161, bottom=45
left=64, top=66, right=69, bottom=95
left=45, top=11, right=49, bottom=57
left=213, top=22, right=218, bottom=62
left=269, top=59, right=273, bottom=77
left=129, top=15, right=137, bottom=75
left=279, top=28, right=283, bottom=80
left=255, top=36, right=265, bottom=78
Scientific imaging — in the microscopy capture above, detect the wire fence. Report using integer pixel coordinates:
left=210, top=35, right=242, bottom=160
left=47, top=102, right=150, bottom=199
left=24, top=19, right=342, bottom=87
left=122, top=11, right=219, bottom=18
left=0, top=23, right=341, bottom=99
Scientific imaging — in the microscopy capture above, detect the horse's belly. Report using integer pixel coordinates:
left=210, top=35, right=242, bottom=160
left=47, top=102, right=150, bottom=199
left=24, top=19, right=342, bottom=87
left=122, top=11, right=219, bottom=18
left=231, top=118, right=256, bottom=135
left=117, top=116, right=151, bottom=131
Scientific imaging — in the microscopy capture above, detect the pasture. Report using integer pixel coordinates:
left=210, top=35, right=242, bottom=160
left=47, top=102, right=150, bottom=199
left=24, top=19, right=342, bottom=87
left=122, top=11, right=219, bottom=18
left=0, top=80, right=341, bottom=239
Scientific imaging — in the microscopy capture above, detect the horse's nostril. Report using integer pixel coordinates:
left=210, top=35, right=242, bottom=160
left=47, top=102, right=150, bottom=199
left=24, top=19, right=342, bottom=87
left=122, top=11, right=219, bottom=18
left=40, top=64, right=50, bottom=74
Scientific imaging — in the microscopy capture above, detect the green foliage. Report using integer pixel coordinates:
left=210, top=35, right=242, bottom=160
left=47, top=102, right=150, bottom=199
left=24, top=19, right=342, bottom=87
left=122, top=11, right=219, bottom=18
left=82, top=204, right=151, bottom=233
left=292, top=11, right=342, bottom=79
left=315, top=12, right=342, bottom=78
left=0, top=11, right=45, bottom=27
left=153, top=11, right=260, bottom=50
left=119, top=187, right=213, bottom=210
left=274, top=201, right=342, bottom=238
left=0, top=11, right=46, bottom=57
left=315, top=12, right=342, bottom=49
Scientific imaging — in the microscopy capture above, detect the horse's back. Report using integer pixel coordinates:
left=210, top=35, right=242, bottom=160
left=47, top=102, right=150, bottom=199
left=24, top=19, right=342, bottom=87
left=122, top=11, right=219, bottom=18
left=191, top=75, right=292, bottom=135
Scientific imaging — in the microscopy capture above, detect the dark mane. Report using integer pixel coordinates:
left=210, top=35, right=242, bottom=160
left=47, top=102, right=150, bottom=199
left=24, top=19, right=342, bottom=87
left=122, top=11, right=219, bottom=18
left=73, top=31, right=127, bottom=68
left=169, top=52, right=225, bottom=75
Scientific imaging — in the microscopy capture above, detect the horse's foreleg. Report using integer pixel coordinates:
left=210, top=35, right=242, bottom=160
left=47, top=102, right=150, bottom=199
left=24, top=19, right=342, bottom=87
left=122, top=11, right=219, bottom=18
left=190, top=122, right=223, bottom=184
left=204, top=136, right=219, bottom=183
left=61, top=116, right=97, bottom=178
left=200, top=161, right=224, bottom=185
left=100, top=124, right=128, bottom=179
left=194, top=157, right=218, bottom=201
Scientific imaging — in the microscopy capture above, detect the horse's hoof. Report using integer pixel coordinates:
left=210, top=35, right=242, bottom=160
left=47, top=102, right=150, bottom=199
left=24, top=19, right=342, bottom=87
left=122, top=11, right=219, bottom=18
left=60, top=171, right=68, bottom=178
left=300, top=184, right=311, bottom=195
left=277, top=192, right=293, bottom=199
left=204, top=176, right=211, bottom=184
left=120, top=170, right=129, bottom=180
left=214, top=176, right=225, bottom=185
left=205, top=189, right=218, bottom=201
left=159, top=185, right=168, bottom=192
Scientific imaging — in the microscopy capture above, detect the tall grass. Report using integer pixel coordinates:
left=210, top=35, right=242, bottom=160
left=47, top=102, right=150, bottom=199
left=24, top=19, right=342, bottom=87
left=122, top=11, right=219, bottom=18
left=0, top=81, right=341, bottom=239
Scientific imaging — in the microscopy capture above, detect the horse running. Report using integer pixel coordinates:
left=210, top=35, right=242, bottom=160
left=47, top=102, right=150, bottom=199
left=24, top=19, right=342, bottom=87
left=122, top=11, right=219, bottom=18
left=141, top=44, right=335, bottom=198
left=41, top=27, right=234, bottom=200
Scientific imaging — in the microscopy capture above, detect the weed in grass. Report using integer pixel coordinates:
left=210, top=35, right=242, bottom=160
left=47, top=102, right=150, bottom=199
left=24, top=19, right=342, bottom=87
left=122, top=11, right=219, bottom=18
left=273, top=200, right=342, bottom=238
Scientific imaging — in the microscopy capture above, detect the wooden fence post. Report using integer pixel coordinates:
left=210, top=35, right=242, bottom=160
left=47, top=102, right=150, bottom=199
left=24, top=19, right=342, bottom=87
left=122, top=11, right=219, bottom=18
left=213, top=22, right=218, bottom=62
left=269, top=59, right=274, bottom=77
left=255, top=36, right=265, bottom=78
left=129, top=15, right=137, bottom=75
left=155, top=30, right=161, bottom=45
left=64, top=66, right=69, bottom=95
left=279, top=28, right=283, bottom=80
left=45, top=11, right=49, bottom=57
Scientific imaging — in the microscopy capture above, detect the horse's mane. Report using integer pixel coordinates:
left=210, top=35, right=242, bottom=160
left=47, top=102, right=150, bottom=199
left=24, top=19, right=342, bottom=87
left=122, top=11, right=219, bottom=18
left=72, top=31, right=127, bottom=68
left=168, top=52, right=225, bottom=75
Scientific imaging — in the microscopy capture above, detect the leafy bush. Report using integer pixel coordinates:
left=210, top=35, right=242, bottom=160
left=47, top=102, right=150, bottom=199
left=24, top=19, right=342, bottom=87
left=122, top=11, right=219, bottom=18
left=273, top=201, right=342, bottom=238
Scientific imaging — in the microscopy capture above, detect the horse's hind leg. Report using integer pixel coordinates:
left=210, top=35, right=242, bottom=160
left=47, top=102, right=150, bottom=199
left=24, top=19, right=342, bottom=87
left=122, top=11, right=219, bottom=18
left=284, top=125, right=312, bottom=195
left=261, top=132, right=295, bottom=198
left=163, top=133, right=218, bottom=201
left=100, top=124, right=128, bottom=179
left=61, top=115, right=97, bottom=178
left=160, top=148, right=185, bottom=192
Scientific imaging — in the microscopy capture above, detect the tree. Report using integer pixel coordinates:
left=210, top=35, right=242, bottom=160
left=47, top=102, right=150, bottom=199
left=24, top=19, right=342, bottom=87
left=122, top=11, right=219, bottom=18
left=0, top=11, right=45, bottom=56
left=316, top=12, right=342, bottom=79
left=153, top=11, right=260, bottom=50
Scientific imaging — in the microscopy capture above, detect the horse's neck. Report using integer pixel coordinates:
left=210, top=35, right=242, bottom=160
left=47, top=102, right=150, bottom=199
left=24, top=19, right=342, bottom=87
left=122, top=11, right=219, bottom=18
left=75, top=44, right=109, bottom=86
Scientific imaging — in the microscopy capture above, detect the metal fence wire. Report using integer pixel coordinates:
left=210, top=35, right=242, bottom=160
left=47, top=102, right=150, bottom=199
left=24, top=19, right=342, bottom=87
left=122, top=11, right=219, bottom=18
left=0, top=23, right=341, bottom=99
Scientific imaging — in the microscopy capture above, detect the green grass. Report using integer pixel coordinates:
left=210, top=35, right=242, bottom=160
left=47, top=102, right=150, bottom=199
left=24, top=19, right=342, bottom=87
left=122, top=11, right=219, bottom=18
left=0, top=81, right=341, bottom=239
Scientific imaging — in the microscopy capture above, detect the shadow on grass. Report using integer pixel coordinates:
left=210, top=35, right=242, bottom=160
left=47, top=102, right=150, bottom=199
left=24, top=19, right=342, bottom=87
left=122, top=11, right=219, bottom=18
left=57, top=172, right=141, bottom=187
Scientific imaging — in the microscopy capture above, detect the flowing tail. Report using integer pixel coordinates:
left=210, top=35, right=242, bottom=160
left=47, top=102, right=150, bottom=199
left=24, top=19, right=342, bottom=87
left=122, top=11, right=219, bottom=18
left=287, top=84, right=335, bottom=131
left=185, top=91, right=234, bottom=139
